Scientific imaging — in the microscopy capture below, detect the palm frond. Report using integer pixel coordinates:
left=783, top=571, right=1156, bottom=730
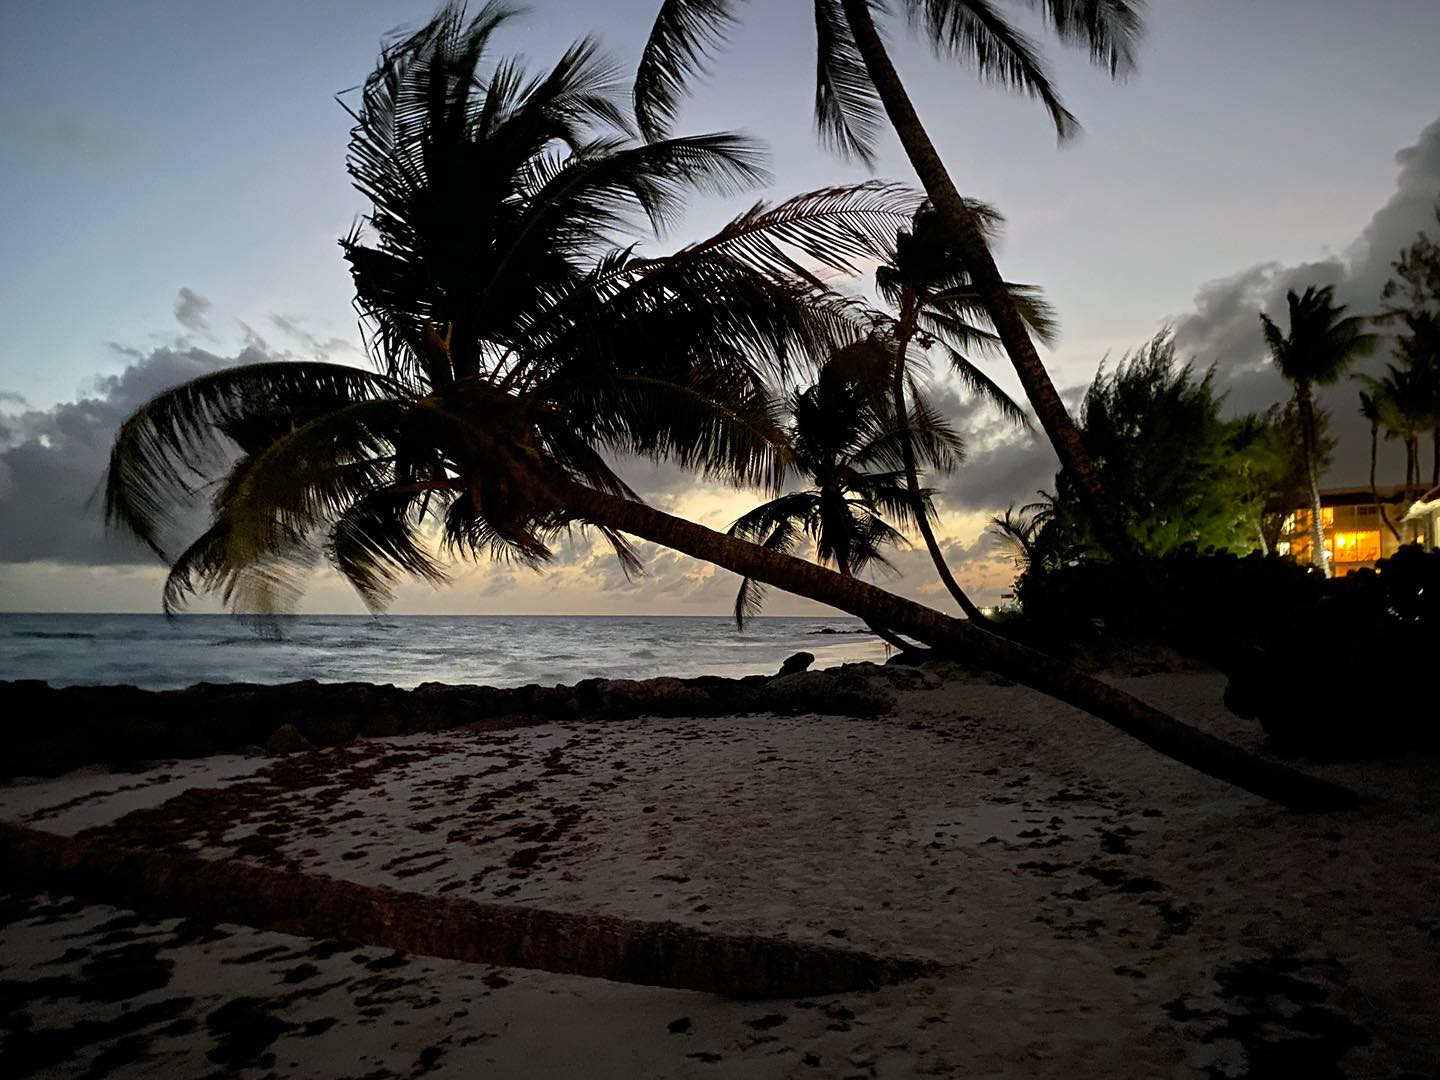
left=105, top=362, right=399, bottom=558
left=901, top=0, right=1079, bottom=140
left=813, top=0, right=884, bottom=165
left=634, top=0, right=741, bottom=142
left=732, top=516, right=803, bottom=627
left=1029, top=0, right=1144, bottom=77
left=937, top=342, right=1030, bottom=427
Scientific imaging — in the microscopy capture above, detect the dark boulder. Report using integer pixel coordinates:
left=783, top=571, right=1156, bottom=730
left=264, top=723, right=315, bottom=755
left=754, top=670, right=896, bottom=717
left=776, top=652, right=815, bottom=676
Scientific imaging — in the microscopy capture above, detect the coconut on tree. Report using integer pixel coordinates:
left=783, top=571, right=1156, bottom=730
left=105, top=5, right=1353, bottom=810
left=634, top=0, right=1144, bottom=556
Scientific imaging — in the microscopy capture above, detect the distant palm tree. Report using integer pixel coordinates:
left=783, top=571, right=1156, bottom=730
left=635, top=0, right=1144, bottom=557
left=728, top=355, right=963, bottom=647
left=1362, top=363, right=1433, bottom=501
left=988, top=495, right=1061, bottom=579
left=871, top=203, right=1048, bottom=619
left=1261, top=286, right=1376, bottom=576
left=1394, top=312, right=1440, bottom=488
left=103, top=4, right=1354, bottom=812
left=1358, top=389, right=1403, bottom=543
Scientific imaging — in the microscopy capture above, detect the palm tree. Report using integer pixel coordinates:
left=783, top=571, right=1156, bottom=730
left=1394, top=312, right=1440, bottom=489
left=728, top=355, right=963, bottom=648
left=104, top=5, right=1353, bottom=811
left=870, top=203, right=1049, bottom=620
left=989, top=494, right=1063, bottom=580
left=1363, top=364, right=1432, bottom=501
left=107, top=5, right=912, bottom=618
left=1358, top=389, right=1403, bottom=543
left=634, top=0, right=1143, bottom=557
left=1260, top=286, right=1377, bottom=577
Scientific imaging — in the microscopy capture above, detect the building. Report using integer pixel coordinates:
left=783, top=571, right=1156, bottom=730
left=1282, top=486, right=1429, bottom=576
left=1402, top=485, right=1440, bottom=551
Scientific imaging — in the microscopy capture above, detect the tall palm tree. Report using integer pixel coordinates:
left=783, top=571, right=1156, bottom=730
left=1260, top=286, right=1377, bottom=577
left=103, top=4, right=1353, bottom=811
left=728, top=354, right=963, bottom=647
left=1394, top=312, right=1440, bottom=489
left=634, top=0, right=1143, bottom=557
left=1362, top=364, right=1432, bottom=500
left=1358, top=389, right=1403, bottom=543
left=871, top=203, right=1049, bottom=619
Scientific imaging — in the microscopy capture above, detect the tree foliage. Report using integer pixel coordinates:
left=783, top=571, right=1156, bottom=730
left=727, top=353, right=964, bottom=624
left=1010, top=332, right=1302, bottom=570
left=635, top=0, right=1144, bottom=157
left=105, top=4, right=917, bottom=620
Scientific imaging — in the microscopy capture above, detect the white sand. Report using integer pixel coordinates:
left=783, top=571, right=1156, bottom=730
left=2, top=666, right=1438, bottom=1077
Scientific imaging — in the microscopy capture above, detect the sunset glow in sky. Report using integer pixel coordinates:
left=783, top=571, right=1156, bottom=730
left=3, top=0, right=1440, bottom=614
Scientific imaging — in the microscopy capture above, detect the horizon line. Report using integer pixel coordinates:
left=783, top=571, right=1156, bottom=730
left=0, top=611, right=862, bottom=619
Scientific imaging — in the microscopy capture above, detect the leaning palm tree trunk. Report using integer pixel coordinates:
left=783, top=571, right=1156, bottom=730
left=557, top=479, right=1355, bottom=811
left=838, top=0, right=1127, bottom=560
left=1294, top=382, right=1329, bottom=576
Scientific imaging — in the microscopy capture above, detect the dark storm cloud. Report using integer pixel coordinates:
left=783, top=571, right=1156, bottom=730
left=173, top=287, right=212, bottom=335
left=1174, top=115, right=1440, bottom=486
left=930, top=380, right=1057, bottom=516
left=0, top=343, right=273, bottom=564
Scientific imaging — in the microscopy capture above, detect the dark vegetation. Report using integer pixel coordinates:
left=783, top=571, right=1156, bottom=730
left=1000, top=546, right=1440, bottom=759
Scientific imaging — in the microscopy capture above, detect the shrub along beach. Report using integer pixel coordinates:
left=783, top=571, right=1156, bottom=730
left=3, top=2, right=1439, bottom=1077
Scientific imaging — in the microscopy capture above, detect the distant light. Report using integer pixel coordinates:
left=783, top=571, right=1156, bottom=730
left=980, top=607, right=994, bottom=617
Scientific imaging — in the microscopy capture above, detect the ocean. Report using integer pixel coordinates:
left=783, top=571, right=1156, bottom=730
left=0, top=613, right=888, bottom=691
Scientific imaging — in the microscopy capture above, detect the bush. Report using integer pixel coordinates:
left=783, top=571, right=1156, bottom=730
left=1011, top=547, right=1440, bottom=759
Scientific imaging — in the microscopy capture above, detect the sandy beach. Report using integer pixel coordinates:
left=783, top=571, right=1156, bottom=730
left=2, top=662, right=1438, bottom=1078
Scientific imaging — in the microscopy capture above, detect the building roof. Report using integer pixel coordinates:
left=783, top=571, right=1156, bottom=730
left=1315, top=486, right=1412, bottom=508
left=1402, top=486, right=1440, bottom=521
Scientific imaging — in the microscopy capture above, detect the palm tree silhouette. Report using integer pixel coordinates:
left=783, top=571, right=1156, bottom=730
left=1358, top=389, right=1403, bottom=543
left=634, top=0, right=1143, bottom=555
left=108, top=6, right=914, bottom=619
left=1261, top=286, right=1376, bottom=576
left=103, top=4, right=1353, bottom=811
left=1394, top=313, right=1440, bottom=489
left=728, top=353, right=962, bottom=646
left=871, top=203, right=1048, bottom=618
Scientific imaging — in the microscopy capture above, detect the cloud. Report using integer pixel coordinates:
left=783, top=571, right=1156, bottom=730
left=4, top=111, right=136, bottom=168
left=0, top=342, right=275, bottom=565
left=269, top=314, right=358, bottom=362
left=1174, top=114, right=1440, bottom=486
left=172, top=287, right=212, bottom=335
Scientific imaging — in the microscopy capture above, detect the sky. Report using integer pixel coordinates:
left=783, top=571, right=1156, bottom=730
left=2, top=0, right=1439, bottom=615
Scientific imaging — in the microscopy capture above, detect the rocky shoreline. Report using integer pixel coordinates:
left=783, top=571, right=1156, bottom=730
left=2, top=658, right=945, bottom=779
